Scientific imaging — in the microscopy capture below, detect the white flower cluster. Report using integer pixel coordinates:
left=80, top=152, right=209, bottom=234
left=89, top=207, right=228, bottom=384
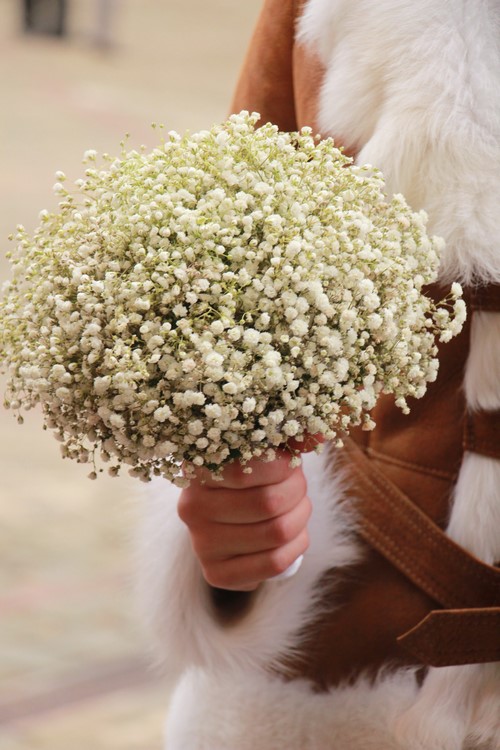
left=0, top=112, right=465, bottom=485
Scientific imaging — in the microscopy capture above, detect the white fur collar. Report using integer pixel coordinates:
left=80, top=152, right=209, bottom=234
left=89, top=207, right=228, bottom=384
left=298, top=0, right=500, bottom=284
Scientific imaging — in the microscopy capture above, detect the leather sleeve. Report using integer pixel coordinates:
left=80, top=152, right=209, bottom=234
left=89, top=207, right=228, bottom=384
left=230, top=0, right=299, bottom=130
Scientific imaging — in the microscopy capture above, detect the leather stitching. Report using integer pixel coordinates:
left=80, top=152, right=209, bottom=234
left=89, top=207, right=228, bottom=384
left=470, top=283, right=500, bottom=312
left=366, top=447, right=458, bottom=481
left=463, top=409, right=500, bottom=459
left=347, top=445, right=500, bottom=609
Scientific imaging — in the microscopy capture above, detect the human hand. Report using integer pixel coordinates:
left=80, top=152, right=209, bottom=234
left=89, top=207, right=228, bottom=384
left=177, top=436, right=322, bottom=591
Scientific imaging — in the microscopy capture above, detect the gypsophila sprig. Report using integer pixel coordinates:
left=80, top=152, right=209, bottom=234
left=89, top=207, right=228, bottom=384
left=0, top=112, right=466, bottom=485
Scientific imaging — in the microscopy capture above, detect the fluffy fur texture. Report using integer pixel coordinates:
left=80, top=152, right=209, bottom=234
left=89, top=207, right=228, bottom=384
left=298, top=0, right=500, bottom=285
left=137, top=2, right=500, bottom=747
left=165, top=668, right=419, bottom=750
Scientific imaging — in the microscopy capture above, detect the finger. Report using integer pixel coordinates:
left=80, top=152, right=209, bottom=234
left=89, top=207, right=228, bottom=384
left=192, top=449, right=298, bottom=490
left=178, top=466, right=307, bottom=525
left=192, top=493, right=312, bottom=559
left=201, top=528, right=310, bottom=591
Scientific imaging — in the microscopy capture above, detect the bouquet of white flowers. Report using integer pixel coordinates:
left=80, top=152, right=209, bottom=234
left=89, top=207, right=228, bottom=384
left=0, top=112, right=465, bottom=485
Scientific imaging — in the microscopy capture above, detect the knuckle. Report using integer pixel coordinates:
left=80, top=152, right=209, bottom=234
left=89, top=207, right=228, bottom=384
left=302, top=494, right=313, bottom=522
left=202, top=563, right=235, bottom=590
left=267, top=547, right=293, bottom=577
left=190, top=531, right=211, bottom=559
left=177, top=490, right=196, bottom=524
left=256, top=469, right=307, bottom=519
left=177, top=485, right=218, bottom=525
left=296, top=469, right=308, bottom=498
left=298, top=528, right=310, bottom=554
left=269, top=458, right=294, bottom=484
left=267, top=514, right=293, bottom=546
left=201, top=563, right=222, bottom=588
left=222, top=461, right=252, bottom=488
left=257, top=488, right=284, bottom=518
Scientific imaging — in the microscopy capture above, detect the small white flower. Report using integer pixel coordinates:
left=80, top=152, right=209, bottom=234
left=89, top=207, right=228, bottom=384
left=188, top=420, right=204, bottom=436
left=262, top=350, right=281, bottom=366
left=109, top=413, right=125, bottom=429
left=182, top=358, right=197, bottom=373
left=205, top=352, right=224, bottom=368
left=251, top=429, right=267, bottom=442
left=290, top=318, right=308, bottom=337
left=334, top=358, right=349, bottom=382
left=94, top=375, right=111, bottom=395
left=55, top=387, right=72, bottom=402
left=243, top=328, right=260, bottom=347
left=283, top=420, right=300, bottom=436
left=173, top=304, right=187, bottom=317
left=216, top=131, right=229, bottom=147
left=154, top=406, right=172, bottom=422
left=210, top=320, right=224, bottom=335
left=155, top=440, right=177, bottom=457
left=242, top=397, right=256, bottom=413
left=205, top=403, right=222, bottom=419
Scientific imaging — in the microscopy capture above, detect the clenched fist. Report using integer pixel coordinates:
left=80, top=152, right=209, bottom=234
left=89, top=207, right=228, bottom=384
left=177, top=440, right=320, bottom=591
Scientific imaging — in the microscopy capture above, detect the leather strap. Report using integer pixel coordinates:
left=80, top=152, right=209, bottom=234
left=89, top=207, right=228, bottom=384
left=343, top=439, right=500, bottom=665
left=470, top=282, right=500, bottom=312
left=345, top=439, right=500, bottom=609
left=463, top=409, right=500, bottom=459
left=397, top=608, right=500, bottom=667
left=465, top=284, right=500, bottom=457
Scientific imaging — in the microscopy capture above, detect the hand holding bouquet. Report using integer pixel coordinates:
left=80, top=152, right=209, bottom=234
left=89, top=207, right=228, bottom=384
left=0, top=112, right=465, bottom=486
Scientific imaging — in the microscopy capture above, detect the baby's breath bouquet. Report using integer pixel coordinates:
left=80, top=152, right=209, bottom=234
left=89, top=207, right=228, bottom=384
left=0, top=112, right=465, bottom=485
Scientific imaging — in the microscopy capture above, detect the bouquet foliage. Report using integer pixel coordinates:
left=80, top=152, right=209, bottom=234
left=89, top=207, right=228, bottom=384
left=0, top=112, right=465, bottom=484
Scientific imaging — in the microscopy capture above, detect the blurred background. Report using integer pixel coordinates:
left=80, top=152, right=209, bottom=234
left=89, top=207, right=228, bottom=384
left=0, top=1, right=261, bottom=747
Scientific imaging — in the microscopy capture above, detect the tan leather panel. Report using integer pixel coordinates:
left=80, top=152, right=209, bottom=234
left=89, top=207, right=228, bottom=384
left=464, top=409, right=500, bottom=459
left=280, top=547, right=435, bottom=686
left=344, top=440, right=500, bottom=611
left=230, top=0, right=298, bottom=131
left=398, top=608, right=500, bottom=667
left=471, top=283, right=500, bottom=312
left=292, top=40, right=324, bottom=135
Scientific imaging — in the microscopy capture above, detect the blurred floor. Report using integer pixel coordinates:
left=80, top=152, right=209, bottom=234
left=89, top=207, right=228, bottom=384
left=0, top=0, right=261, bottom=747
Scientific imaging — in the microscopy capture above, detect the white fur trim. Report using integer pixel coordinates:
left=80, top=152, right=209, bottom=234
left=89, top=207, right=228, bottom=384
left=464, top=312, right=500, bottom=412
left=447, top=453, right=500, bottom=564
left=448, top=312, right=500, bottom=560
left=298, top=0, right=500, bottom=283
left=165, top=667, right=418, bottom=750
left=135, top=448, right=359, bottom=678
left=394, top=664, right=500, bottom=750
